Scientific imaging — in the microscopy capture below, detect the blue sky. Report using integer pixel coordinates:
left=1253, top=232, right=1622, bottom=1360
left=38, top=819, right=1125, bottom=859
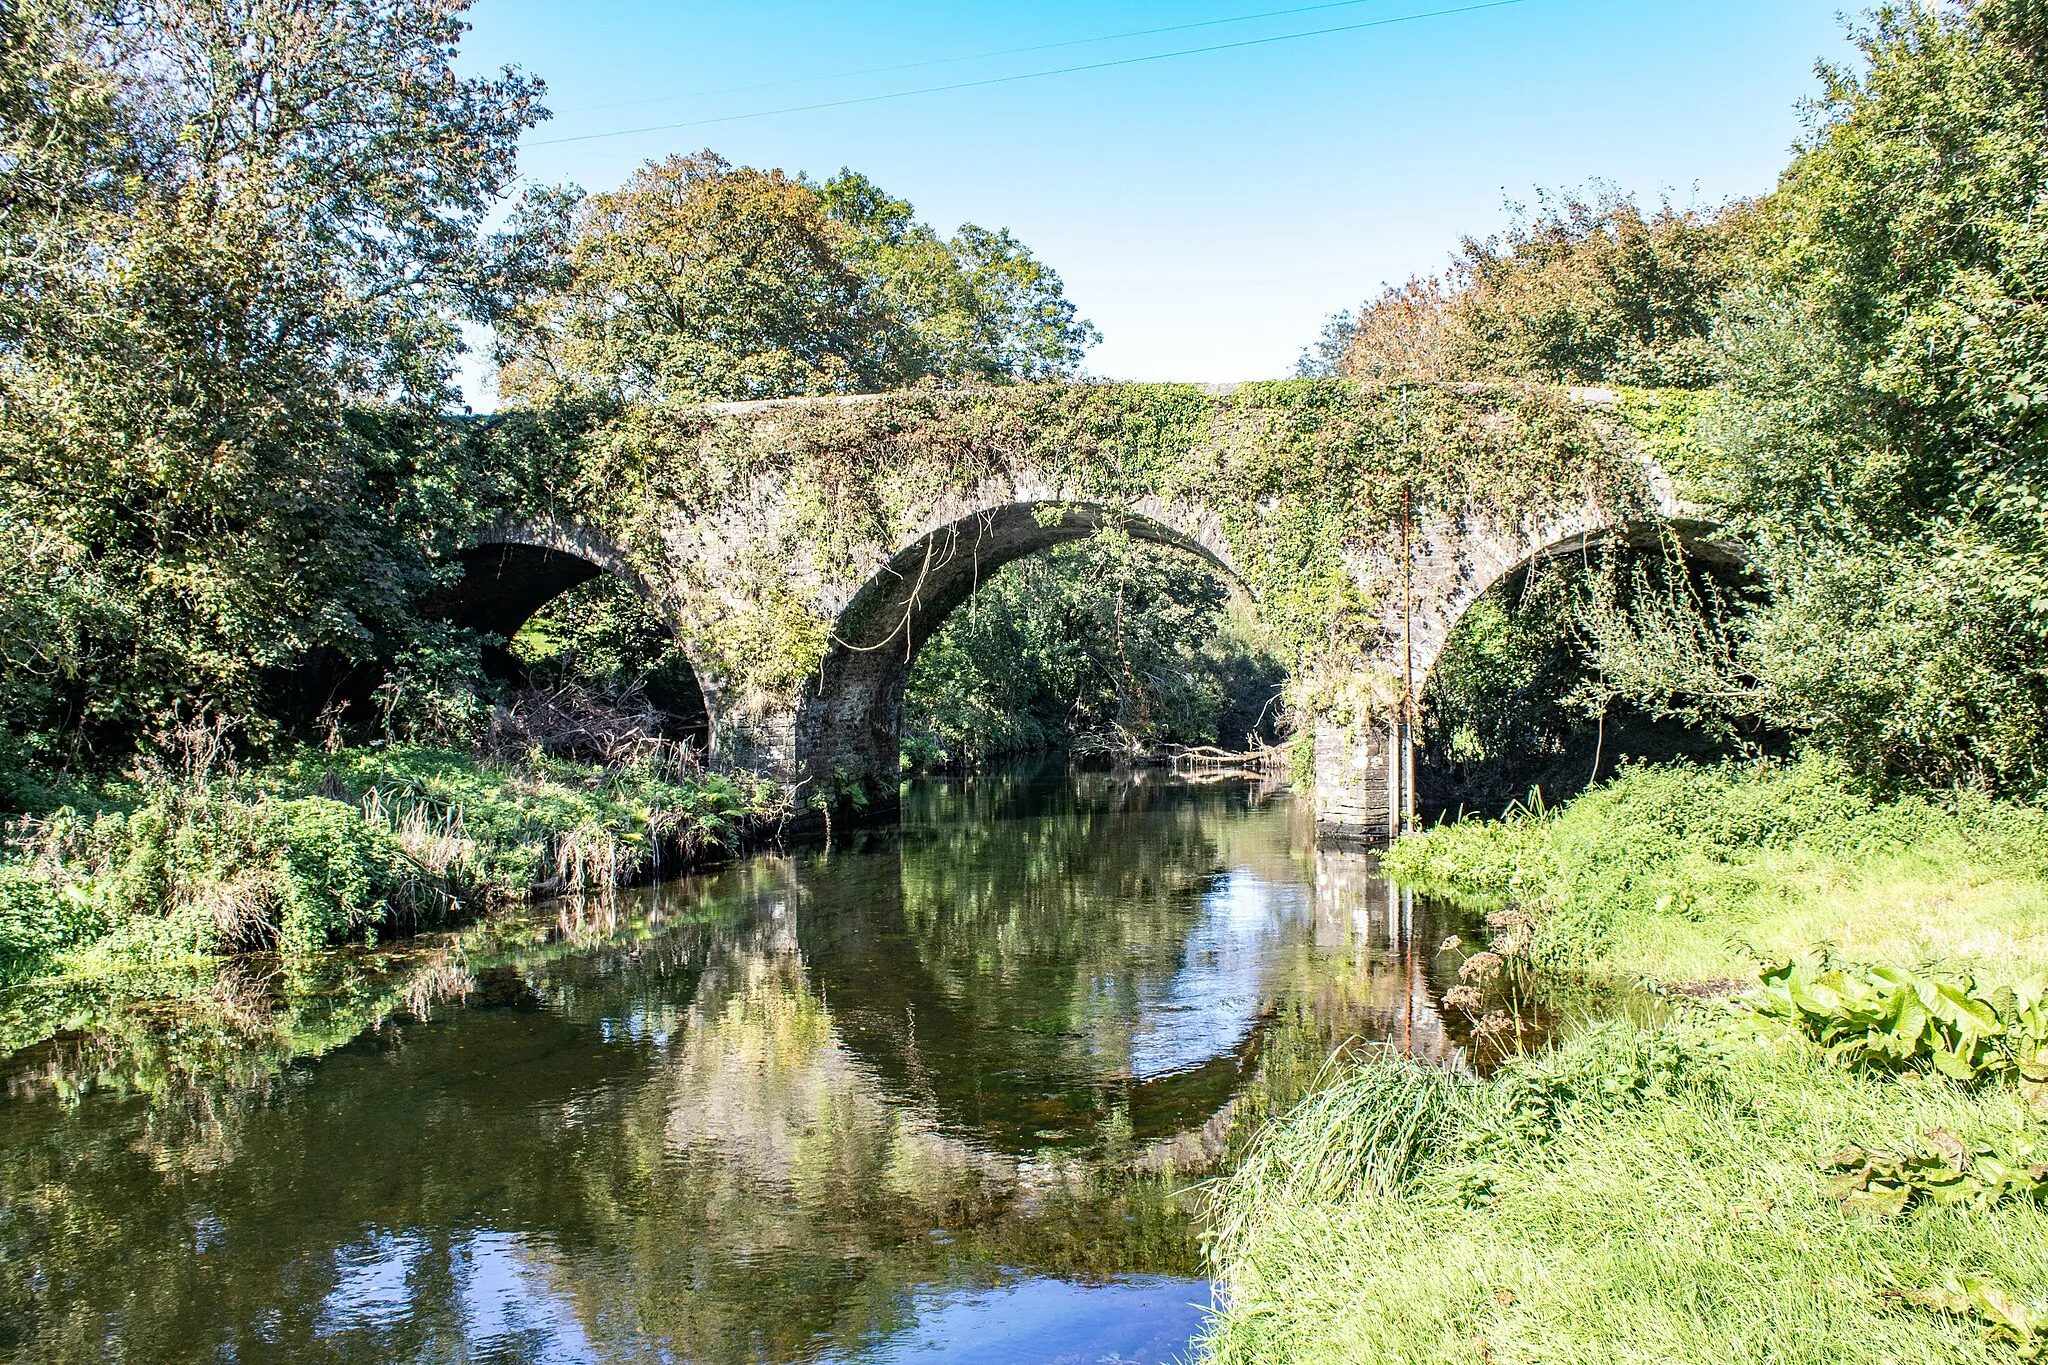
left=455, top=0, right=1856, bottom=402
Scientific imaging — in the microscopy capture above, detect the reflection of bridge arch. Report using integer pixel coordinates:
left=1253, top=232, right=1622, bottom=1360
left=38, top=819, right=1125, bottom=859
left=794, top=497, right=1250, bottom=808
left=791, top=847, right=1273, bottom=1156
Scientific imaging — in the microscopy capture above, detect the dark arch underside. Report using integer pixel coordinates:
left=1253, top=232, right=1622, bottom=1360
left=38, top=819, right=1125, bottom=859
left=431, top=542, right=711, bottom=748
left=795, top=502, right=1247, bottom=803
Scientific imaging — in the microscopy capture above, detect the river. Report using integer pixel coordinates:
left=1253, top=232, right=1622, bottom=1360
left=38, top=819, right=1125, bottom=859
left=0, top=769, right=1500, bottom=1364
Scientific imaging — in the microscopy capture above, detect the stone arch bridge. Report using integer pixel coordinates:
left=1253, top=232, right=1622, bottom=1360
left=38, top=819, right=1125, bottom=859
left=435, top=382, right=1723, bottom=839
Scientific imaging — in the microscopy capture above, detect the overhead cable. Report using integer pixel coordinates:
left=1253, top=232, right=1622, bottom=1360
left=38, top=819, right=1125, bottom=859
left=556, top=0, right=1403, bottom=116
left=529, top=0, right=1534, bottom=148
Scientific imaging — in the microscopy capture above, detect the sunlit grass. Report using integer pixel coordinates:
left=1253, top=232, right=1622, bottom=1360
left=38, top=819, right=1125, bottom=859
left=1385, top=755, right=2048, bottom=987
left=1205, top=757, right=2048, bottom=1362
left=1204, top=1024, right=2048, bottom=1364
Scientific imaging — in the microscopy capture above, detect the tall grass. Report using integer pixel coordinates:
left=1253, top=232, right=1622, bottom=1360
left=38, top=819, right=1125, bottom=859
left=1207, top=758, right=2048, bottom=1363
left=1207, top=1055, right=1467, bottom=1260
left=1203, top=1016, right=2048, bottom=1364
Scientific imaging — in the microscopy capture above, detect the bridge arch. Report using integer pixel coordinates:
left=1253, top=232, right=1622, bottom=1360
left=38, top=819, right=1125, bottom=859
left=1409, top=514, right=1743, bottom=690
left=1312, top=505, right=1746, bottom=839
left=792, top=499, right=1252, bottom=801
left=445, top=516, right=716, bottom=750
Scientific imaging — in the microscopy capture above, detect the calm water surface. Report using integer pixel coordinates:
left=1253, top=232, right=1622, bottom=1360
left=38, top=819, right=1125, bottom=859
left=0, top=771, right=1499, bottom=1364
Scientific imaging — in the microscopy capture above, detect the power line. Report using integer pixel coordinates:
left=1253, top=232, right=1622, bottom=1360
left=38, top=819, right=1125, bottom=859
left=530, top=0, right=1534, bottom=149
left=556, top=0, right=1402, bottom=116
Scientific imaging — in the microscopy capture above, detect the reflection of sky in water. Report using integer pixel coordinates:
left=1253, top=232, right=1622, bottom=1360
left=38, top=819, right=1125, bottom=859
left=320, top=1229, right=598, bottom=1362
left=1122, top=868, right=1308, bottom=1080
left=320, top=1231, right=420, bottom=1331
left=815, top=1275, right=1212, bottom=1365
left=319, top=1232, right=1204, bottom=1365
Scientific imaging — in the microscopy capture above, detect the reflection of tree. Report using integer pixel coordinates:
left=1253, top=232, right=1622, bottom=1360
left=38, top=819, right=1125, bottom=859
left=0, top=854, right=1202, bottom=1364
left=804, top=775, right=1306, bottom=1153
left=0, top=777, right=1533, bottom=1364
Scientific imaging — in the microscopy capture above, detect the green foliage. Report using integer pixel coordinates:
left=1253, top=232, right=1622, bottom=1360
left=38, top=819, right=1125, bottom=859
left=1455, top=1017, right=1730, bottom=1156
left=1452, top=190, right=1747, bottom=389
left=1385, top=755, right=2048, bottom=985
left=1205, top=1010, right=2048, bottom=1365
left=1691, top=0, right=2048, bottom=795
left=1312, top=189, right=1749, bottom=388
left=0, top=0, right=543, bottom=753
left=1745, top=957, right=2048, bottom=1107
left=1829, top=1131, right=2047, bottom=1219
left=48, top=784, right=432, bottom=959
left=901, top=537, right=1283, bottom=767
left=1418, top=533, right=1769, bottom=817
left=263, top=797, right=424, bottom=956
left=822, top=168, right=1099, bottom=384
left=0, top=744, right=786, bottom=978
left=1207, top=1058, right=1465, bottom=1258
left=1884, top=1274, right=2048, bottom=1358
left=1422, top=575, right=1582, bottom=774
left=0, top=864, right=101, bottom=981
left=492, top=152, right=1096, bottom=405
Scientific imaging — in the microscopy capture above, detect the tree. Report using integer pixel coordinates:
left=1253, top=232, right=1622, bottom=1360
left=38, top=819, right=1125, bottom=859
left=1315, top=190, right=1748, bottom=388
left=0, top=0, right=543, bottom=754
left=1709, top=0, right=2048, bottom=793
left=901, top=537, right=1284, bottom=769
left=491, top=153, right=1097, bottom=405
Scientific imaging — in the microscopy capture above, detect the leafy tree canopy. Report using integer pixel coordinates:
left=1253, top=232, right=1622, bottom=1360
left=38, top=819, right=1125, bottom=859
left=1707, top=0, right=2048, bottom=792
left=1305, top=189, right=1749, bottom=390
left=902, top=536, right=1284, bottom=769
left=0, top=0, right=542, bottom=755
left=490, top=152, right=1098, bottom=405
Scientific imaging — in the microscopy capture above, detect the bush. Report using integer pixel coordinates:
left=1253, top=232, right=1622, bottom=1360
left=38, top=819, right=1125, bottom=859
left=261, top=797, right=424, bottom=956
left=0, top=865, right=104, bottom=980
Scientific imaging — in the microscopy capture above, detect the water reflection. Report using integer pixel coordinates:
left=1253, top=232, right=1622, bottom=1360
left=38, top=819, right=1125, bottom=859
left=0, top=772, right=1509, bottom=1364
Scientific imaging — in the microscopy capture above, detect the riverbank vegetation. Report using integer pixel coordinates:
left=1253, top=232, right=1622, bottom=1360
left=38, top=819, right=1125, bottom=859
left=1208, top=4, right=2048, bottom=1358
left=1206, top=1014, right=2048, bottom=1363
left=1, top=729, right=785, bottom=984
left=1387, top=756, right=2048, bottom=989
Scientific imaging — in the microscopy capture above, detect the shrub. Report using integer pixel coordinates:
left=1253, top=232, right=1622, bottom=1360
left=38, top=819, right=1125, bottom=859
left=0, top=864, right=104, bottom=979
left=261, top=797, right=426, bottom=956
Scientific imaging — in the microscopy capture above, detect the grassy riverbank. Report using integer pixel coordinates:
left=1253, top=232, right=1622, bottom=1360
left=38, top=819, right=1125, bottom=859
left=0, top=743, right=788, bottom=984
left=1205, top=759, right=2048, bottom=1363
left=1384, top=756, right=2048, bottom=988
